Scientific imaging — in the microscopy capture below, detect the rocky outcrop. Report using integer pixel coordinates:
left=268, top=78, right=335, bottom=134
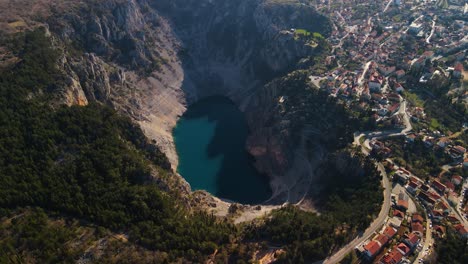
left=3, top=0, right=332, bottom=205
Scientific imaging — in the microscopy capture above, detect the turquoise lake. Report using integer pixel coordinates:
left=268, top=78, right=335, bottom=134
left=173, top=96, right=272, bottom=204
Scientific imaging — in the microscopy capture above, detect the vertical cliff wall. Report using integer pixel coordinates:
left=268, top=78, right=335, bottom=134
left=1, top=0, right=332, bottom=204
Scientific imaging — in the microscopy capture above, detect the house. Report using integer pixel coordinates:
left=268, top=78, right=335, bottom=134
left=407, top=181, right=419, bottom=194
left=412, top=213, right=424, bottom=224
left=422, top=51, right=434, bottom=60
left=409, top=22, right=423, bottom=34
left=453, top=145, right=467, bottom=154
left=451, top=175, right=463, bottom=186
left=413, top=107, right=426, bottom=119
left=454, top=224, right=468, bottom=239
left=395, top=169, right=411, bottom=183
left=394, top=82, right=404, bottom=93
left=431, top=209, right=445, bottom=222
left=379, top=65, right=396, bottom=76
left=406, top=133, right=417, bottom=144
left=383, top=226, right=398, bottom=239
left=393, top=209, right=405, bottom=219
left=423, top=136, right=435, bottom=148
left=445, top=181, right=456, bottom=192
left=397, top=199, right=409, bottom=211
left=371, top=140, right=385, bottom=150
left=449, top=145, right=467, bottom=159
left=379, top=247, right=403, bottom=264
left=379, top=66, right=396, bottom=76
left=396, top=192, right=409, bottom=211
left=438, top=200, right=451, bottom=213
left=403, top=232, right=420, bottom=249
left=389, top=217, right=402, bottom=228
left=364, top=240, right=383, bottom=259
left=431, top=179, right=447, bottom=194
left=448, top=191, right=459, bottom=206
left=418, top=191, right=436, bottom=206
left=396, top=242, right=411, bottom=256
left=375, top=234, right=390, bottom=247
left=453, top=62, right=463, bottom=79
left=447, top=214, right=460, bottom=224
left=428, top=191, right=441, bottom=201
left=388, top=103, right=400, bottom=115
left=395, top=69, right=405, bottom=80
left=388, top=93, right=400, bottom=102
left=437, top=137, right=452, bottom=148
left=433, top=225, right=446, bottom=238
left=369, top=75, right=384, bottom=92
left=412, top=56, right=426, bottom=70
left=411, top=222, right=424, bottom=237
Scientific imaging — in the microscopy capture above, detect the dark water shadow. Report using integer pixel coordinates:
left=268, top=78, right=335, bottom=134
left=179, top=96, right=272, bottom=204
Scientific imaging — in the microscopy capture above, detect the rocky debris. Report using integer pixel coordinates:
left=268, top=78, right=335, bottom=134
left=2, top=0, right=334, bottom=208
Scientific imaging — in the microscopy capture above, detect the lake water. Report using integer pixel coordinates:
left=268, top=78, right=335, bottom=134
left=173, top=96, right=272, bottom=204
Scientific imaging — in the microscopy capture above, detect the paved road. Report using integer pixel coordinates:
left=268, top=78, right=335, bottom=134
left=321, top=104, right=413, bottom=263
left=455, top=180, right=468, bottom=226
left=414, top=209, right=434, bottom=263
left=315, top=163, right=391, bottom=264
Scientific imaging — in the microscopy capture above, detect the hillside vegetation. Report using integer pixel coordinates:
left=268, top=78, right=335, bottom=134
left=0, top=28, right=237, bottom=263
left=0, top=22, right=383, bottom=264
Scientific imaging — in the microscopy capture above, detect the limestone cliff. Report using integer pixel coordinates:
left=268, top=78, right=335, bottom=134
left=0, top=0, right=332, bottom=205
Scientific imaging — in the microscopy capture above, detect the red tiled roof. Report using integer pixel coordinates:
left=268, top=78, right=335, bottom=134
left=429, top=191, right=441, bottom=200
left=409, top=176, right=420, bottom=183
left=397, top=199, right=409, bottom=210
left=399, top=168, right=410, bottom=175
left=375, top=234, right=389, bottom=247
left=434, top=225, right=446, bottom=234
left=406, top=232, right=420, bottom=245
left=454, top=224, right=467, bottom=235
left=383, top=226, right=397, bottom=238
left=447, top=215, right=460, bottom=223
left=439, top=201, right=450, bottom=211
left=380, top=248, right=403, bottom=264
left=453, top=145, right=466, bottom=153
left=388, top=103, right=400, bottom=113
left=432, top=210, right=444, bottom=217
left=445, top=181, right=455, bottom=191
left=412, top=213, right=424, bottom=223
left=452, top=175, right=463, bottom=184
left=393, top=210, right=405, bottom=218
left=412, top=222, right=424, bottom=234
left=397, top=242, right=411, bottom=255
left=418, top=191, right=436, bottom=204
left=364, top=240, right=381, bottom=256
left=408, top=181, right=419, bottom=189
left=432, top=179, right=446, bottom=192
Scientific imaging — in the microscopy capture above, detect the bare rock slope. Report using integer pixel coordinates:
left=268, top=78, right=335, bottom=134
left=0, top=0, right=333, bottom=205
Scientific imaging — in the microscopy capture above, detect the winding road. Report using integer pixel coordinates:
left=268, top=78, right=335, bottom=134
left=313, top=96, right=413, bottom=264
left=316, top=163, right=391, bottom=264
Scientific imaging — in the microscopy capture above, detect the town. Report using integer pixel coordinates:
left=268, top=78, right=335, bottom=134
left=296, top=0, right=467, bottom=263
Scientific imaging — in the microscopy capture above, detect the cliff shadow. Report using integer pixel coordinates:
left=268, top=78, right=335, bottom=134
left=179, top=96, right=272, bottom=204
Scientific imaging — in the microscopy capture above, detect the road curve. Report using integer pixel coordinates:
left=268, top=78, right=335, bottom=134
left=315, top=163, right=391, bottom=264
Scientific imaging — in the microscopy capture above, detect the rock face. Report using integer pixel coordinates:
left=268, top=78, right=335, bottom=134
left=3, top=0, right=331, bottom=204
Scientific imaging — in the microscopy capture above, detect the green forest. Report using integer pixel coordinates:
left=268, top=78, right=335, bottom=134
left=0, top=28, right=384, bottom=263
left=0, top=29, right=236, bottom=262
left=248, top=152, right=383, bottom=262
left=434, top=228, right=468, bottom=264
